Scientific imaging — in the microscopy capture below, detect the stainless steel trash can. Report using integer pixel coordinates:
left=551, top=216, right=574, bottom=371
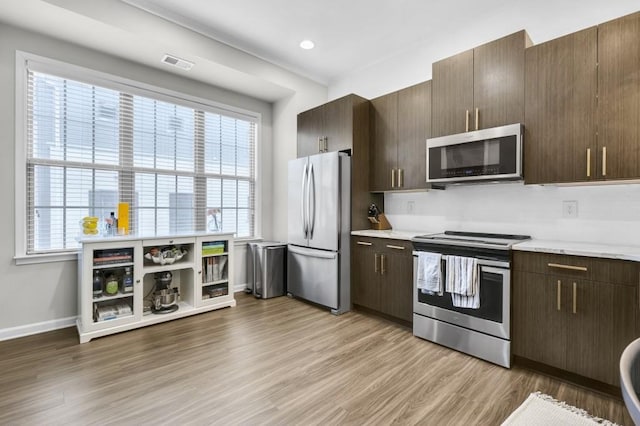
left=251, top=242, right=287, bottom=299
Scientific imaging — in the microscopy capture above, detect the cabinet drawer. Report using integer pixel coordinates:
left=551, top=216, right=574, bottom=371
left=591, top=258, right=639, bottom=286
left=143, top=237, right=194, bottom=247
left=514, top=251, right=639, bottom=286
left=352, top=236, right=383, bottom=250
left=351, top=237, right=413, bottom=253
left=514, top=251, right=592, bottom=276
left=382, top=240, right=412, bottom=253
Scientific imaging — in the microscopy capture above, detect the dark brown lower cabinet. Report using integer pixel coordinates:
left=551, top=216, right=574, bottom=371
left=513, top=252, right=639, bottom=386
left=351, top=237, right=413, bottom=323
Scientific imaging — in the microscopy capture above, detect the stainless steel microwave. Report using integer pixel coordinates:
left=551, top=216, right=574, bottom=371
left=426, top=123, right=523, bottom=184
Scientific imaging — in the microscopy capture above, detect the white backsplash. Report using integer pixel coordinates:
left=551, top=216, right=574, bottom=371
left=384, top=182, right=640, bottom=245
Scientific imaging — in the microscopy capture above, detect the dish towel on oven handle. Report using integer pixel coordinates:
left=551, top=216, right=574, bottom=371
left=416, top=252, right=443, bottom=296
left=445, top=255, right=479, bottom=309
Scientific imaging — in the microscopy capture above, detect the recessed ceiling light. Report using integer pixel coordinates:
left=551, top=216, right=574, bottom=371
left=299, top=40, right=315, bottom=50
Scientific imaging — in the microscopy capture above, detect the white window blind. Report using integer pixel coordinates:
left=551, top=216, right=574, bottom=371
left=26, top=69, right=256, bottom=254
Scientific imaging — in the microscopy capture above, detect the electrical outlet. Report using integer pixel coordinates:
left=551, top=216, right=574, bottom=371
left=563, top=200, right=578, bottom=218
left=407, top=200, right=415, bottom=214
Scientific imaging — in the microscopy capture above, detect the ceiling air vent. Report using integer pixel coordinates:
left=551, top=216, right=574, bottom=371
left=161, top=54, right=194, bottom=71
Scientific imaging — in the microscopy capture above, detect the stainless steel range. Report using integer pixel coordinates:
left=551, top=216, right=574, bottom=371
left=412, top=231, right=530, bottom=368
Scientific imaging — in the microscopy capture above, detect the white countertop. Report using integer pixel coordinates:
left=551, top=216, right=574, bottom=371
left=351, top=230, right=640, bottom=262
left=513, top=239, right=640, bottom=262
left=350, top=229, right=435, bottom=241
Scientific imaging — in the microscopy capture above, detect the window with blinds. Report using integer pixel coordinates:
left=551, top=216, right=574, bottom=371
left=26, top=69, right=256, bottom=254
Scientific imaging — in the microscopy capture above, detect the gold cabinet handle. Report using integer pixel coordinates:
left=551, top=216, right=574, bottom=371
left=557, top=280, right=562, bottom=311
left=475, top=108, right=479, bottom=131
left=324, top=137, right=328, bottom=152
left=547, top=263, right=588, bottom=272
left=586, top=148, right=591, bottom=177
left=391, top=169, right=396, bottom=188
left=381, top=254, right=386, bottom=275
left=398, top=169, right=404, bottom=188
left=374, top=253, right=379, bottom=273
left=357, top=241, right=372, bottom=246
left=572, top=282, right=577, bottom=314
left=602, top=146, right=607, bottom=176
left=318, top=137, right=323, bottom=153
left=386, top=244, right=405, bottom=250
left=465, top=110, right=470, bottom=132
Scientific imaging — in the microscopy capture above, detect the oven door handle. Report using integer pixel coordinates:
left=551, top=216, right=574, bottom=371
left=412, top=252, right=509, bottom=269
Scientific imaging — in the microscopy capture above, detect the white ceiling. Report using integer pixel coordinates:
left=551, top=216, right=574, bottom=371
left=0, top=0, right=638, bottom=102
left=120, top=0, right=640, bottom=88
left=122, top=0, right=520, bottom=85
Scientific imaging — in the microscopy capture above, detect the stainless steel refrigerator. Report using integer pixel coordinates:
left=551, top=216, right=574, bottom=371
left=287, top=151, right=351, bottom=314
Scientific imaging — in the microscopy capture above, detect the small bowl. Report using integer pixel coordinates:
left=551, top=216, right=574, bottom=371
left=144, top=249, right=187, bottom=265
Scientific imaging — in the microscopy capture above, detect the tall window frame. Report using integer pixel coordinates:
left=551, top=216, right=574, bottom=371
left=15, top=52, right=260, bottom=264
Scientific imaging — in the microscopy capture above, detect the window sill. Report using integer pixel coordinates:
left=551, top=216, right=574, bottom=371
left=14, top=251, right=79, bottom=265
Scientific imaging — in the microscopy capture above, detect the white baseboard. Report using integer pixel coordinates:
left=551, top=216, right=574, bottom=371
left=0, top=316, right=77, bottom=342
left=2, top=287, right=248, bottom=342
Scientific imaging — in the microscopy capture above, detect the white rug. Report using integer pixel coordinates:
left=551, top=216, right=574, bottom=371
left=502, top=392, right=619, bottom=425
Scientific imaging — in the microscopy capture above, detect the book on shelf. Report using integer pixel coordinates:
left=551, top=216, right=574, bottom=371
left=202, top=241, right=225, bottom=255
left=203, top=256, right=227, bottom=283
left=93, top=249, right=134, bottom=265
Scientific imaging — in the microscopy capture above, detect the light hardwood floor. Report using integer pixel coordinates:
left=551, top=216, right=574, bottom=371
left=0, top=293, right=632, bottom=425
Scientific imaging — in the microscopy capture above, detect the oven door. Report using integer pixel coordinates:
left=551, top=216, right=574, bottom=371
left=413, top=252, right=510, bottom=339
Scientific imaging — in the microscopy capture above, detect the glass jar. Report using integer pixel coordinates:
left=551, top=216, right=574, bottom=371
left=104, top=273, right=119, bottom=296
left=92, top=270, right=103, bottom=298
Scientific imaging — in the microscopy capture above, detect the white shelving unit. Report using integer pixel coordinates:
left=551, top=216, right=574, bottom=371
left=77, top=232, right=235, bottom=343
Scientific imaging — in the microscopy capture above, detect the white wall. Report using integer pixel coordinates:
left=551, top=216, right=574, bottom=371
left=0, top=23, right=282, bottom=336
left=328, top=4, right=640, bottom=246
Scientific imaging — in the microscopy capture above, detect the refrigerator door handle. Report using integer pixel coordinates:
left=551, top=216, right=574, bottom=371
left=309, top=162, right=316, bottom=239
left=288, top=244, right=338, bottom=259
left=301, top=162, right=308, bottom=238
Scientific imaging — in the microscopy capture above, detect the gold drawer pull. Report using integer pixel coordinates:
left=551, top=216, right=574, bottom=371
left=572, top=282, right=577, bottom=314
left=557, top=280, right=561, bottom=311
left=357, top=241, right=372, bottom=246
left=586, top=148, right=591, bottom=177
left=602, top=146, right=607, bottom=177
left=381, top=254, right=386, bottom=275
left=547, top=263, right=588, bottom=272
left=374, top=253, right=379, bottom=273
left=386, top=245, right=405, bottom=250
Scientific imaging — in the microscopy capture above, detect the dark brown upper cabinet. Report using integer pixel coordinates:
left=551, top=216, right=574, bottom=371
left=370, top=81, right=432, bottom=191
left=598, top=11, right=640, bottom=181
left=524, top=27, right=598, bottom=184
left=297, top=94, right=368, bottom=158
left=296, top=93, right=372, bottom=231
left=432, top=30, right=531, bottom=138
left=525, top=11, right=640, bottom=184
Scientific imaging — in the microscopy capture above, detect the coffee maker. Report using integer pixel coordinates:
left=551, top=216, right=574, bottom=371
left=152, top=271, right=180, bottom=314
